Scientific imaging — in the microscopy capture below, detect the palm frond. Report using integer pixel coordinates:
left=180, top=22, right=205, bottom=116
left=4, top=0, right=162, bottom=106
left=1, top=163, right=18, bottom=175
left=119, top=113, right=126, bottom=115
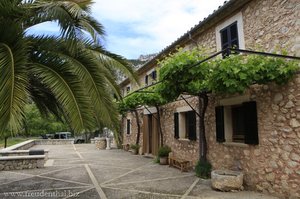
left=86, top=43, right=139, bottom=85
left=29, top=36, right=120, bottom=129
left=28, top=75, right=63, bottom=120
left=26, top=0, right=104, bottom=43
left=0, top=21, right=29, bottom=133
left=30, top=54, right=95, bottom=133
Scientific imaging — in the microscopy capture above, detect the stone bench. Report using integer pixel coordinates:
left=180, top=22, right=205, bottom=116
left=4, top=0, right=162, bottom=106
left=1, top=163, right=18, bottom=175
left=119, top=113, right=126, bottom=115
left=0, top=149, right=49, bottom=160
left=0, top=155, right=46, bottom=171
left=169, top=155, right=192, bottom=172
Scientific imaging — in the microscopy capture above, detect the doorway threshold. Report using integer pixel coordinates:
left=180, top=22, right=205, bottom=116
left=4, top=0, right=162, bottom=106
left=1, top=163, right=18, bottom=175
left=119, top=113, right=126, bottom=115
left=143, top=153, right=155, bottom=159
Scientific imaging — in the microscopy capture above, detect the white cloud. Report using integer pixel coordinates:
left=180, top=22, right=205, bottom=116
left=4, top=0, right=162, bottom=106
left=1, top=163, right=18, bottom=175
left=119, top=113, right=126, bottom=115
left=92, top=0, right=225, bottom=58
left=29, top=1, right=226, bottom=58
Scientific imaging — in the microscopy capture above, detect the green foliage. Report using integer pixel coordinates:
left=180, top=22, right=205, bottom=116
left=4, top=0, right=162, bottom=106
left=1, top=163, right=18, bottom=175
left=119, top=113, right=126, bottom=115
left=130, top=143, right=140, bottom=150
left=157, top=48, right=299, bottom=100
left=195, top=160, right=212, bottom=179
left=158, top=145, right=171, bottom=157
left=24, top=104, right=69, bottom=136
left=208, top=54, right=299, bottom=94
left=157, top=48, right=211, bottom=101
left=118, top=87, right=166, bottom=114
left=154, top=156, right=160, bottom=164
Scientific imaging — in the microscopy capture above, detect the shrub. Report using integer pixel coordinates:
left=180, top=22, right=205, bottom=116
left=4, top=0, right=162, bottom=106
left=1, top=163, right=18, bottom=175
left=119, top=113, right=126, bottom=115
left=195, top=160, right=212, bottom=179
left=130, top=144, right=140, bottom=150
left=158, top=145, right=171, bottom=158
left=154, top=156, right=160, bottom=164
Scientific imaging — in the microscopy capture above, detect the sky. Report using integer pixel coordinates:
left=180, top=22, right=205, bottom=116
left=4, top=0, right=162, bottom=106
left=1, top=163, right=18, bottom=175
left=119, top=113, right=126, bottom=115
left=29, top=0, right=225, bottom=59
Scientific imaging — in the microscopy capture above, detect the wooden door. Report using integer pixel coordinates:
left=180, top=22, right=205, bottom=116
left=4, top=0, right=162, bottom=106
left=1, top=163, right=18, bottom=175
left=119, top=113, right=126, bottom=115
left=142, top=113, right=160, bottom=156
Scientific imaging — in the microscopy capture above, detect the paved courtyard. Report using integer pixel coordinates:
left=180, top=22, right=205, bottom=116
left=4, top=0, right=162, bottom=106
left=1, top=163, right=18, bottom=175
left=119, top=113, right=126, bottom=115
left=0, top=144, right=279, bottom=199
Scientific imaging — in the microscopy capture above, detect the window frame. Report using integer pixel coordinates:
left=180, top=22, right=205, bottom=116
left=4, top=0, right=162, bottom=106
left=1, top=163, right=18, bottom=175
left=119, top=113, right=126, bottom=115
left=215, top=98, right=259, bottom=146
left=215, top=12, right=245, bottom=53
left=220, top=21, right=239, bottom=57
left=174, top=106, right=197, bottom=141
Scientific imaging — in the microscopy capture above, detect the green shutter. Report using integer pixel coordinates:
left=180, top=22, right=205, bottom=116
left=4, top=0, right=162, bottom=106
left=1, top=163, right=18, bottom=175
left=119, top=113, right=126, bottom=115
left=243, top=101, right=259, bottom=145
left=187, top=111, right=197, bottom=141
left=174, top=113, right=179, bottom=139
left=215, top=106, right=225, bottom=142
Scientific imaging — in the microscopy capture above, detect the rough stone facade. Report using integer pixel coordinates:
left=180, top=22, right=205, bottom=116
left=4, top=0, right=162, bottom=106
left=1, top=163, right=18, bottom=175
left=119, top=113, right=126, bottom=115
left=120, top=0, right=300, bottom=198
left=95, top=138, right=106, bottom=149
left=122, top=109, right=144, bottom=154
left=0, top=156, right=45, bottom=171
left=205, top=75, right=300, bottom=198
left=242, top=0, right=300, bottom=56
left=160, top=97, right=199, bottom=165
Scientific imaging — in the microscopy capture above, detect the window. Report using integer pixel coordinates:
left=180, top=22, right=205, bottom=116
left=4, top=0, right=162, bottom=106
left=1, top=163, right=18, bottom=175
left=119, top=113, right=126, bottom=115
left=215, top=12, right=245, bottom=56
left=126, top=86, right=131, bottom=94
left=231, top=105, right=245, bottom=142
left=126, top=119, right=131, bottom=135
left=145, top=75, right=149, bottom=85
left=151, top=70, right=157, bottom=80
left=215, top=101, right=259, bottom=145
left=220, top=22, right=239, bottom=57
left=174, top=111, right=196, bottom=140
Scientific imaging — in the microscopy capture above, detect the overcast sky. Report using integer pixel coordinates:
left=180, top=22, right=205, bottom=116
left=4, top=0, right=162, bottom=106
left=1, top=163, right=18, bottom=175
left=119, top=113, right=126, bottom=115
left=29, top=0, right=225, bottom=59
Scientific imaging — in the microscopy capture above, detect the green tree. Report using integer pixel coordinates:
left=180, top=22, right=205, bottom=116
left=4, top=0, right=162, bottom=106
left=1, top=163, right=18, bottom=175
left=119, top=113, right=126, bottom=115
left=118, top=88, right=166, bottom=145
left=23, top=104, right=69, bottom=136
left=0, top=0, right=135, bottom=135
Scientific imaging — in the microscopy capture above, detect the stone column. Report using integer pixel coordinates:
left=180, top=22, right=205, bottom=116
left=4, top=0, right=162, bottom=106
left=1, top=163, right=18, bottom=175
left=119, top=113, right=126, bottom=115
left=106, top=138, right=111, bottom=150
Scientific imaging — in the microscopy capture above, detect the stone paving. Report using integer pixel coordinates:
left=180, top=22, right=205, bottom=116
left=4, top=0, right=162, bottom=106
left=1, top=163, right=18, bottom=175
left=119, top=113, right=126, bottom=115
left=0, top=144, right=279, bottom=199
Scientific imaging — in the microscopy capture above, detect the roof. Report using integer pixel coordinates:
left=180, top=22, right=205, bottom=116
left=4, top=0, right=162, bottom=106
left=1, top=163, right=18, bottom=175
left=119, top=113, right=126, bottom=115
left=119, top=0, right=252, bottom=87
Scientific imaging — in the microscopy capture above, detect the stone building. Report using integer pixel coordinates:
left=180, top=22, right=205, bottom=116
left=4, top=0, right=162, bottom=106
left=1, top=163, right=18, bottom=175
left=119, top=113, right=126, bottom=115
left=119, top=0, right=300, bottom=198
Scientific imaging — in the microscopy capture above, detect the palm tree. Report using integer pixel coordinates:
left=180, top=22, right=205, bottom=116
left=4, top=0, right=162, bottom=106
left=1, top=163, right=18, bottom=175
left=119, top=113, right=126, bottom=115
left=0, top=0, right=135, bottom=135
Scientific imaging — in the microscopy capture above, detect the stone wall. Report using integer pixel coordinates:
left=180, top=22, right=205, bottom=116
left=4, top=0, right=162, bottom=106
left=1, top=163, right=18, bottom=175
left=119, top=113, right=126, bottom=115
left=122, top=109, right=144, bottom=154
left=34, top=139, right=75, bottom=145
left=161, top=96, right=199, bottom=165
left=242, top=0, right=300, bottom=56
left=95, top=138, right=106, bottom=149
left=158, top=75, right=300, bottom=198
left=204, top=74, right=300, bottom=198
left=0, top=155, right=45, bottom=171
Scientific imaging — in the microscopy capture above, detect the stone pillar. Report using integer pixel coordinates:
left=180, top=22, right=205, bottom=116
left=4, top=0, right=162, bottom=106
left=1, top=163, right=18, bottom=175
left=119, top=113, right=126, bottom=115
left=95, top=138, right=106, bottom=150
left=106, top=138, right=111, bottom=150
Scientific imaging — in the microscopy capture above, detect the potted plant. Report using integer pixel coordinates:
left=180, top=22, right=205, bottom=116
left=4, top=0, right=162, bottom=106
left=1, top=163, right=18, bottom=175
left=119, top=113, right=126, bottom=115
left=158, top=145, right=171, bottom=165
left=130, top=144, right=140, bottom=155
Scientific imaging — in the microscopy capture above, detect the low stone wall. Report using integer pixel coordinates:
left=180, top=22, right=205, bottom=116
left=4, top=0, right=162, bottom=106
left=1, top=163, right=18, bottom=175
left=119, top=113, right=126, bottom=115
left=0, top=155, right=45, bottom=170
left=1, top=140, right=35, bottom=151
left=34, top=139, right=75, bottom=145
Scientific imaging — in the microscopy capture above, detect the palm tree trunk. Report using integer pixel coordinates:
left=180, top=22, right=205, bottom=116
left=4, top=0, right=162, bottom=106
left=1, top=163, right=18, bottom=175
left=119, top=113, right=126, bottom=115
left=198, top=92, right=208, bottom=162
left=4, top=136, right=8, bottom=148
left=117, top=116, right=125, bottom=146
left=155, top=105, right=163, bottom=146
